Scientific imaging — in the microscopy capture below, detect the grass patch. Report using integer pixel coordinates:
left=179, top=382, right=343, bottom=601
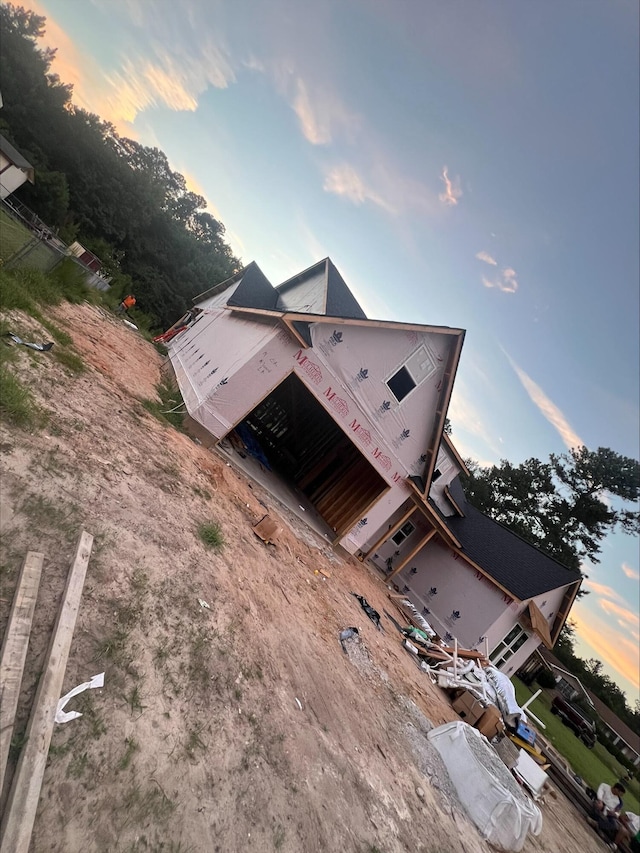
left=197, top=521, right=224, bottom=551
left=140, top=377, right=185, bottom=430
left=0, top=363, right=39, bottom=428
left=118, top=736, right=140, bottom=771
left=20, top=495, right=81, bottom=541
left=513, top=679, right=640, bottom=813
left=184, top=725, right=207, bottom=760
left=0, top=261, right=93, bottom=313
left=93, top=627, right=132, bottom=668
left=124, top=684, right=146, bottom=716
left=52, top=347, right=85, bottom=373
left=34, top=315, right=73, bottom=346
left=192, top=485, right=212, bottom=501
left=118, top=781, right=176, bottom=828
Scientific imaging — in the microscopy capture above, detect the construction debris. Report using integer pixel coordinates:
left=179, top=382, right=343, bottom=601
left=253, top=514, right=278, bottom=544
left=55, top=672, right=105, bottom=724
left=351, top=593, right=382, bottom=631
left=5, top=332, right=54, bottom=352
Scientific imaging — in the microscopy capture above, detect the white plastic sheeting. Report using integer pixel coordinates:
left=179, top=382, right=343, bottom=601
left=428, top=721, right=542, bottom=852
left=484, top=666, right=526, bottom=729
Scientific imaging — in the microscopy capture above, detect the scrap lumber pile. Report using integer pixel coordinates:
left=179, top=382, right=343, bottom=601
left=0, top=532, right=94, bottom=853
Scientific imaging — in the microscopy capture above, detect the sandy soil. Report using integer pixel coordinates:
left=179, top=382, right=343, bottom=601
left=0, top=303, right=611, bottom=853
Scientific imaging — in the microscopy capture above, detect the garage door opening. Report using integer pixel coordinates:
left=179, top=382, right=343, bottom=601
left=235, top=373, right=388, bottom=537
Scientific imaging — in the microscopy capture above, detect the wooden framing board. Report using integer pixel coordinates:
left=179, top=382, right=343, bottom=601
left=361, top=502, right=418, bottom=561
left=0, top=531, right=93, bottom=853
left=0, top=551, right=44, bottom=796
left=386, top=528, right=437, bottom=581
left=526, top=601, right=553, bottom=649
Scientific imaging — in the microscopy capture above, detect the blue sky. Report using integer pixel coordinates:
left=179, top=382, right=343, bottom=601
left=29, top=0, right=639, bottom=701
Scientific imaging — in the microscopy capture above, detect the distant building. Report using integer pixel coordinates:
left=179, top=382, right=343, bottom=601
left=0, top=134, right=35, bottom=200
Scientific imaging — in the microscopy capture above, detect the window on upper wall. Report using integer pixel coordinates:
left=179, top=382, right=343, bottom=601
left=391, top=520, right=416, bottom=546
left=386, top=345, right=437, bottom=403
left=490, top=624, right=529, bottom=669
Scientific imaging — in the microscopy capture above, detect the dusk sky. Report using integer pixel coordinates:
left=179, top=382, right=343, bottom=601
left=27, top=0, right=639, bottom=701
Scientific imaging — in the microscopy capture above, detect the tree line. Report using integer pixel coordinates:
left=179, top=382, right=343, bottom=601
left=0, top=3, right=240, bottom=329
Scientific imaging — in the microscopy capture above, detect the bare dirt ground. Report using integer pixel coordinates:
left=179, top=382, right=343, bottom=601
left=0, top=303, right=611, bottom=853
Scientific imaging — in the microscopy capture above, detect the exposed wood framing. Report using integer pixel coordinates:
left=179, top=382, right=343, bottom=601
left=332, top=484, right=391, bottom=544
left=526, top=601, right=554, bottom=649
left=360, top=502, right=418, bottom=561
left=0, top=532, right=93, bottom=853
left=221, top=303, right=465, bottom=338
left=550, top=581, right=581, bottom=646
left=404, top=478, right=462, bottom=548
left=386, top=528, right=437, bottom=581
left=281, top=317, right=310, bottom=348
left=0, top=551, right=44, bottom=795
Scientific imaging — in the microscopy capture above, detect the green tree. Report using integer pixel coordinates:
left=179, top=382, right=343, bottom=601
left=462, top=447, right=639, bottom=571
left=0, top=2, right=241, bottom=328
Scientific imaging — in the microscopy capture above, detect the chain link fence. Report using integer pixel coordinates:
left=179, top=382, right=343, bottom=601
left=0, top=201, right=110, bottom=290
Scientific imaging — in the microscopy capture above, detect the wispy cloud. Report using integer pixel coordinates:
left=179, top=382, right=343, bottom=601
left=584, top=579, right=626, bottom=604
left=289, top=78, right=360, bottom=145
left=622, top=562, right=639, bottom=580
left=323, top=164, right=395, bottom=213
left=502, top=352, right=585, bottom=450
left=447, top=388, right=502, bottom=464
left=104, top=45, right=234, bottom=124
left=31, top=0, right=234, bottom=128
left=476, top=250, right=497, bottom=266
left=482, top=267, right=519, bottom=294
left=438, top=166, right=462, bottom=206
left=600, top=599, right=640, bottom=629
left=573, top=603, right=640, bottom=694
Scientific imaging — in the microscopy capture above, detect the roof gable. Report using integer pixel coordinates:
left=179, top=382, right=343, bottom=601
left=442, top=476, right=582, bottom=600
left=275, top=258, right=367, bottom=319
left=226, top=261, right=278, bottom=311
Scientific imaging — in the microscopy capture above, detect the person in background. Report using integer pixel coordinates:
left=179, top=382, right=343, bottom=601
left=117, top=294, right=136, bottom=314
left=612, top=811, right=640, bottom=852
left=587, top=781, right=626, bottom=847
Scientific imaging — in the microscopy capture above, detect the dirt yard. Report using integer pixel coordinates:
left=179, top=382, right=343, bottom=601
left=0, top=303, right=611, bottom=853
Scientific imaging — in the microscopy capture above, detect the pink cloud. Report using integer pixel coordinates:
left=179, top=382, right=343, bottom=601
left=483, top=267, right=519, bottom=294
left=622, top=562, right=639, bottom=580
left=573, top=602, right=640, bottom=693
left=600, top=599, right=639, bottom=628
left=323, top=163, right=396, bottom=213
left=438, top=166, right=462, bottom=206
left=584, top=579, right=625, bottom=604
left=476, top=250, right=498, bottom=266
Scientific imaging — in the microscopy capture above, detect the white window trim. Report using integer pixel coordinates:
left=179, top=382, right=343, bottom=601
left=490, top=624, right=530, bottom=669
left=391, top=520, right=416, bottom=546
left=385, top=344, right=437, bottom=404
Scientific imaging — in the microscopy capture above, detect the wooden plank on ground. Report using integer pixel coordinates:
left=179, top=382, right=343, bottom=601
left=0, top=531, right=93, bottom=853
left=0, top=551, right=45, bottom=796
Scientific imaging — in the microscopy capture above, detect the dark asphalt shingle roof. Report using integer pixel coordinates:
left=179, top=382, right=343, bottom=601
left=226, top=261, right=278, bottom=311
left=222, top=258, right=367, bottom=323
left=276, top=258, right=367, bottom=319
left=442, top=476, right=582, bottom=600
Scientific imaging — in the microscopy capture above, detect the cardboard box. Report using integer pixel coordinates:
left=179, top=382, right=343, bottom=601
left=452, top=691, right=485, bottom=726
left=475, top=705, right=505, bottom=740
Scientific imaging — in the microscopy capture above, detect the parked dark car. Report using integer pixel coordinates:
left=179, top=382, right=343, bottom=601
left=551, top=695, right=597, bottom=748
